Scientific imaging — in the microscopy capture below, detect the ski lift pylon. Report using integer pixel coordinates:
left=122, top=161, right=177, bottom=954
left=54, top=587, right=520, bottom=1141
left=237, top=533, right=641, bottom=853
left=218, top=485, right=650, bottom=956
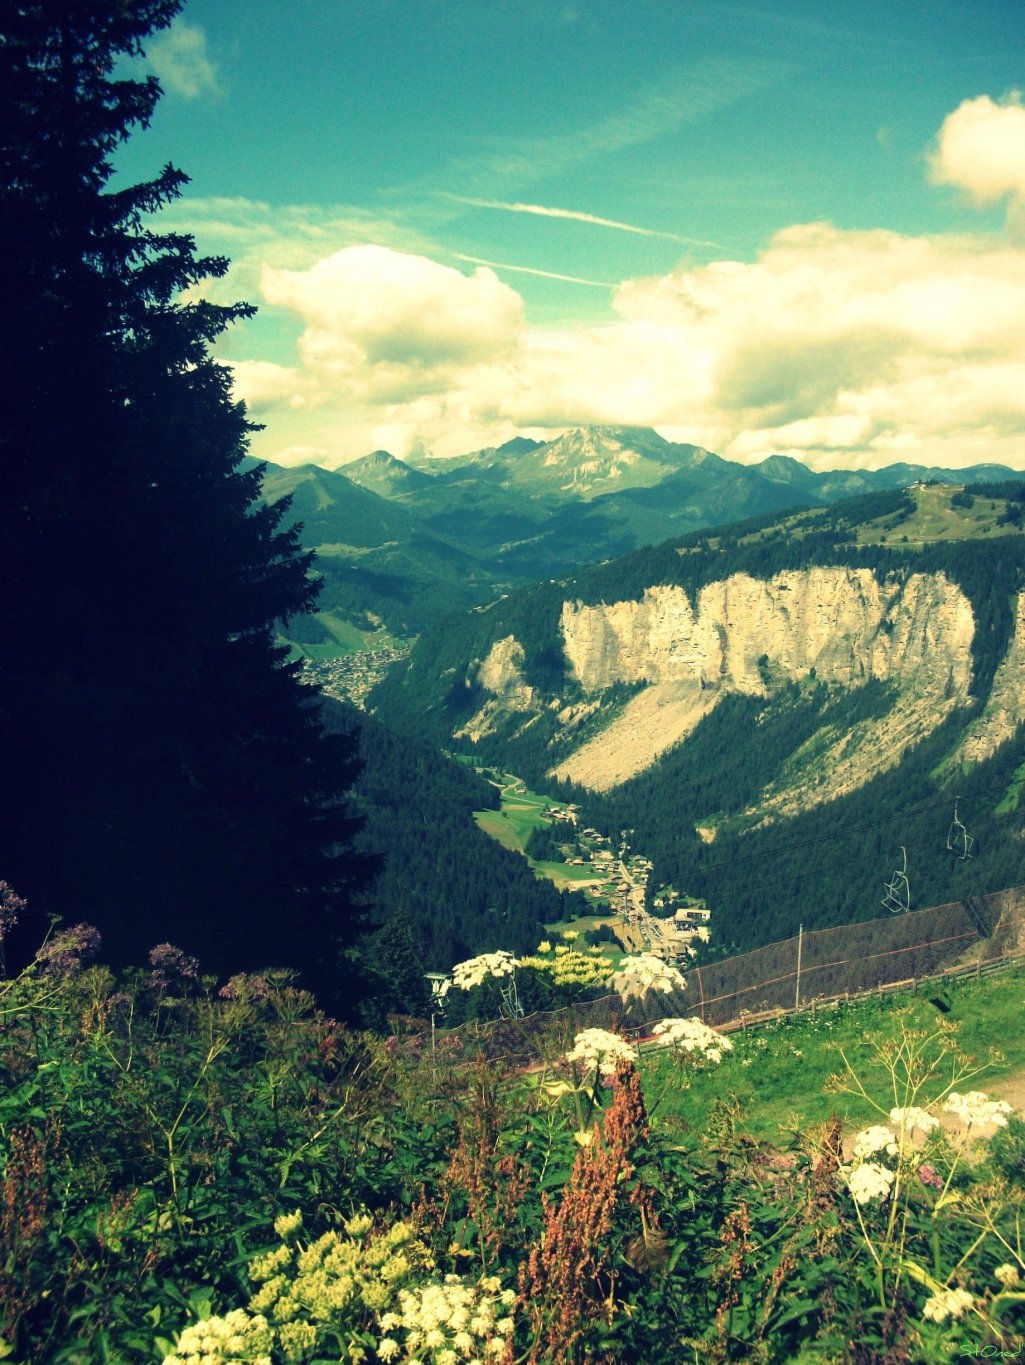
left=946, top=798, right=974, bottom=861
left=882, top=845, right=911, bottom=914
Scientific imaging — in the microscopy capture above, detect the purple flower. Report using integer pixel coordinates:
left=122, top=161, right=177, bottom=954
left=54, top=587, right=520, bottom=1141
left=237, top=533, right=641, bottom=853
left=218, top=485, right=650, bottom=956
left=918, top=1163, right=944, bottom=1190
left=148, top=942, right=200, bottom=992
left=0, top=881, right=28, bottom=945
left=39, top=922, right=101, bottom=978
left=218, top=972, right=270, bottom=1001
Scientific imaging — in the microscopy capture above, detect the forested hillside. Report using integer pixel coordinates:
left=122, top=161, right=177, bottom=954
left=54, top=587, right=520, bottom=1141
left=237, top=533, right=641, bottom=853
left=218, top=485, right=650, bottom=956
left=371, top=487, right=1025, bottom=956
left=373, top=488, right=1025, bottom=754
left=320, top=701, right=571, bottom=1000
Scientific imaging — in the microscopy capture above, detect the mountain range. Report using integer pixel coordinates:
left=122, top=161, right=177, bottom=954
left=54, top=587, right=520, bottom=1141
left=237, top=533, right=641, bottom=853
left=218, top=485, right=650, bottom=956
left=257, top=425, right=1020, bottom=647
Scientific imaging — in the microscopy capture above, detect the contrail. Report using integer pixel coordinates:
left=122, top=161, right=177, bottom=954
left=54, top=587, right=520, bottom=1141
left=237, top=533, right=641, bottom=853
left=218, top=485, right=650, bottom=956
left=454, top=253, right=615, bottom=288
left=447, top=195, right=727, bottom=250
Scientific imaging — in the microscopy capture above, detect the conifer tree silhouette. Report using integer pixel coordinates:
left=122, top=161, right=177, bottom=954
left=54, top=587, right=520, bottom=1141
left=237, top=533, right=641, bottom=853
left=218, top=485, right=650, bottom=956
left=0, top=1, right=372, bottom=1006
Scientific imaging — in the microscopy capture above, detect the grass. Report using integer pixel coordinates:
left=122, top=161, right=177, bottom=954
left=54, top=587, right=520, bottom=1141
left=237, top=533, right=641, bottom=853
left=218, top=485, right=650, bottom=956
left=856, top=484, right=1025, bottom=546
left=474, top=775, right=560, bottom=855
left=280, top=610, right=400, bottom=660
left=642, top=963, right=1025, bottom=1144
left=532, top=860, right=598, bottom=887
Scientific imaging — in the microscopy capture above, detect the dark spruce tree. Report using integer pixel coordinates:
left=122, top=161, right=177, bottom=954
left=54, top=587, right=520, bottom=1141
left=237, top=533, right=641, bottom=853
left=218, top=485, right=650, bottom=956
left=0, top=1, right=371, bottom=1007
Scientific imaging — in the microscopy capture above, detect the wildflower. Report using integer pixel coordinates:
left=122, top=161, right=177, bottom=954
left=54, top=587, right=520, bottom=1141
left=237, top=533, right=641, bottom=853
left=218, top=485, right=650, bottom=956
left=851, top=1126, right=899, bottom=1159
left=345, top=1213, right=374, bottom=1238
left=995, top=1263, right=1022, bottom=1286
left=149, top=942, right=200, bottom=992
left=450, top=951, right=518, bottom=990
left=942, top=1090, right=1014, bottom=1130
left=841, top=1161, right=895, bottom=1204
left=0, top=882, right=27, bottom=947
left=613, top=953, right=686, bottom=998
left=219, top=972, right=270, bottom=1001
left=918, top=1163, right=944, bottom=1190
left=652, top=1017, right=733, bottom=1063
left=278, top=1321, right=318, bottom=1357
left=274, top=1210, right=303, bottom=1240
left=37, top=922, right=101, bottom=978
left=889, top=1106, right=940, bottom=1136
left=565, top=1027, right=638, bottom=1078
left=922, top=1287, right=975, bottom=1322
left=536, top=940, right=552, bottom=954
left=163, top=1308, right=273, bottom=1363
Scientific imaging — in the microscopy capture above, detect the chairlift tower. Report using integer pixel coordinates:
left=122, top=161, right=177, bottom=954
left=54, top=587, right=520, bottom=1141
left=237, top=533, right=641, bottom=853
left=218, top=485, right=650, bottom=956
left=946, top=799, right=974, bottom=861
left=882, top=846, right=911, bottom=914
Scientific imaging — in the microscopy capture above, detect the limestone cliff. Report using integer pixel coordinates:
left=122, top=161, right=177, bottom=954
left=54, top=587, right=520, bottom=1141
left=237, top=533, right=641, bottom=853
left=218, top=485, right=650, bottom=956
left=553, top=569, right=975, bottom=799
left=954, top=593, right=1025, bottom=765
left=454, top=635, right=536, bottom=743
left=453, top=567, right=986, bottom=815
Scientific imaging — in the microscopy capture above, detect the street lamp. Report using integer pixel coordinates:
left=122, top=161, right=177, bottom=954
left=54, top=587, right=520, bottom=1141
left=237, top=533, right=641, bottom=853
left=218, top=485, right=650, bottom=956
left=425, top=972, right=449, bottom=1061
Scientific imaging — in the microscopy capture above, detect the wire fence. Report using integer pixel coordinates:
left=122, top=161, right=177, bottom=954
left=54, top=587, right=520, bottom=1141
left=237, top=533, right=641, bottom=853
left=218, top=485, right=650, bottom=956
left=399, top=885, right=1025, bottom=1070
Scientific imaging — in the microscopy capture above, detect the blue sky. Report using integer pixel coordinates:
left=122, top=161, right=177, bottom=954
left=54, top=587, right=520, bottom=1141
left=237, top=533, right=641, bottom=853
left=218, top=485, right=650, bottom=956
left=118, top=0, right=1025, bottom=470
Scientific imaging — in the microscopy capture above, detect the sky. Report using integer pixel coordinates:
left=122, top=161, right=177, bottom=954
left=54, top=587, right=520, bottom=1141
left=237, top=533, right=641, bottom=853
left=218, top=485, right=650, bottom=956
left=115, top=0, right=1025, bottom=472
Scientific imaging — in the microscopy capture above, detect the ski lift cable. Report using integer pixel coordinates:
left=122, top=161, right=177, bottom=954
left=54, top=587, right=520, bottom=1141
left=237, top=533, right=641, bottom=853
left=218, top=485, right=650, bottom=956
left=690, top=780, right=1004, bottom=881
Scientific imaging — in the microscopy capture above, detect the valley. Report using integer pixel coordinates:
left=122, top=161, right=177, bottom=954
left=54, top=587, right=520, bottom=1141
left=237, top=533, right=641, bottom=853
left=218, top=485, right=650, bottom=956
left=469, top=764, right=713, bottom=966
left=369, top=478, right=1025, bottom=961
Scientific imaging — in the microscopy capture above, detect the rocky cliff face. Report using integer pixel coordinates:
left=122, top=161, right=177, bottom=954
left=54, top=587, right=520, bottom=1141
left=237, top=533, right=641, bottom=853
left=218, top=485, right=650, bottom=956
left=553, top=569, right=975, bottom=796
left=560, top=569, right=973, bottom=696
left=456, top=567, right=997, bottom=815
left=955, top=593, right=1025, bottom=765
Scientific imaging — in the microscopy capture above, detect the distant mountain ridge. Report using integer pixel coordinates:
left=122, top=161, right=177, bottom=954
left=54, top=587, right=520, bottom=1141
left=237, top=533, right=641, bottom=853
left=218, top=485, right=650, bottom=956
left=256, top=426, right=1022, bottom=646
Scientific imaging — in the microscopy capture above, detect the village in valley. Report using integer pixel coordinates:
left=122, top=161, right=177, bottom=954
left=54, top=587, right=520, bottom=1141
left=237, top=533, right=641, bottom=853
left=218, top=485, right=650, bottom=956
left=477, top=771, right=713, bottom=965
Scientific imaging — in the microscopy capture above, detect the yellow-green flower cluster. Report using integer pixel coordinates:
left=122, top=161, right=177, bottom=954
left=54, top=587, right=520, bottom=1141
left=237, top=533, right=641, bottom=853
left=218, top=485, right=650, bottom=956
left=247, top=1213, right=429, bottom=1330
left=164, top=1213, right=517, bottom=1365
left=164, top=1212, right=432, bottom=1365
left=518, top=942, right=610, bottom=989
left=163, top=1308, right=273, bottom=1365
left=378, top=1272, right=517, bottom=1362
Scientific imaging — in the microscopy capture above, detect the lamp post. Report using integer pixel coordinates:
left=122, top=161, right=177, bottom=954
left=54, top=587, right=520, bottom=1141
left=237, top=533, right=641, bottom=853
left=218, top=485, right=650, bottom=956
left=425, top=972, right=449, bottom=1062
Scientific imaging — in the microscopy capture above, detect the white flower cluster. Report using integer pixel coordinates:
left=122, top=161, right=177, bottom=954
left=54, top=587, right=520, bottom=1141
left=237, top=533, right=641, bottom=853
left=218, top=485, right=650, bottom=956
left=995, top=1263, right=1022, bottom=1287
left=942, top=1090, right=1014, bottom=1130
left=851, top=1126, right=900, bottom=1160
left=888, top=1106, right=940, bottom=1137
left=450, top=952, right=518, bottom=991
left=565, top=1027, right=638, bottom=1078
left=652, top=1017, right=734, bottom=1064
left=378, top=1272, right=517, bottom=1362
left=840, top=1160, right=896, bottom=1205
left=922, top=1286, right=975, bottom=1323
left=163, top=1309, right=273, bottom=1365
left=613, top=953, right=686, bottom=999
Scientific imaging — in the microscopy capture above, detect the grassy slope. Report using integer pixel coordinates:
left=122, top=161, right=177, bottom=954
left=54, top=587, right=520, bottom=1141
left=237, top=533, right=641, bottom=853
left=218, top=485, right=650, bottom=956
left=854, top=483, right=1025, bottom=546
left=643, top=961, right=1025, bottom=1143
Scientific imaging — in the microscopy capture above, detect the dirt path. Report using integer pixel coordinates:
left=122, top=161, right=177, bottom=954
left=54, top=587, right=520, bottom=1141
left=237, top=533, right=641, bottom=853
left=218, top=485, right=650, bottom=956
left=990, top=1063, right=1025, bottom=1112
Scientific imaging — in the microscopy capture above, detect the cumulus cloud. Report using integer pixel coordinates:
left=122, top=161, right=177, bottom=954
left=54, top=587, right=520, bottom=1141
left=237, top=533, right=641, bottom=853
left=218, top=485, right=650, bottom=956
left=930, top=92, right=1025, bottom=209
left=147, top=21, right=222, bottom=100
left=229, top=361, right=324, bottom=413
left=227, top=100, right=1025, bottom=471
left=260, top=246, right=524, bottom=401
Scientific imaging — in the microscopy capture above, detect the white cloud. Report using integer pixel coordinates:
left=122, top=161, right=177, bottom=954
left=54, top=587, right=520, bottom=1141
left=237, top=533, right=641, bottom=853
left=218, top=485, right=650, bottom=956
left=260, top=246, right=524, bottom=401
left=229, top=360, right=324, bottom=413
left=930, top=92, right=1025, bottom=209
left=225, top=100, right=1025, bottom=472
left=147, top=22, right=222, bottom=101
